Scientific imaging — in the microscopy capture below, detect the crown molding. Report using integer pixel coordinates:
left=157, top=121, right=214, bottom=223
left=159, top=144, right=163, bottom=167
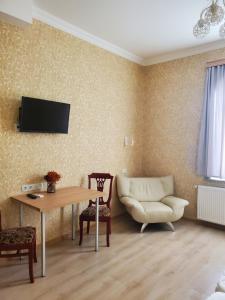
left=32, top=6, right=144, bottom=65
left=143, top=40, right=225, bottom=66
left=32, top=6, right=225, bottom=67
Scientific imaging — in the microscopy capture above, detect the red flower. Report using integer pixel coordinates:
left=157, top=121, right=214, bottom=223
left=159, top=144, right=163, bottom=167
left=44, top=171, right=61, bottom=183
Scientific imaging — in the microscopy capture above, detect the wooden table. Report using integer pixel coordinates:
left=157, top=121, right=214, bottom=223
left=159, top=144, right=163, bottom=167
left=11, top=186, right=105, bottom=277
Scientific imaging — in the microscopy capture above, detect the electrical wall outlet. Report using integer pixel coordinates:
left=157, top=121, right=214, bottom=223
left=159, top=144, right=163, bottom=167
left=21, top=182, right=44, bottom=192
left=124, top=136, right=134, bottom=147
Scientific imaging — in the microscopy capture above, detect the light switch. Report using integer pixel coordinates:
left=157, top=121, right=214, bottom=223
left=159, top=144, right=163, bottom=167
left=124, top=136, right=134, bottom=147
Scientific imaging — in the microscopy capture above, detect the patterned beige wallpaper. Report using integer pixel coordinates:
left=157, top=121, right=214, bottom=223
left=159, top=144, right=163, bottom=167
left=2, top=17, right=225, bottom=241
left=143, top=49, right=225, bottom=219
left=0, top=20, right=145, bottom=242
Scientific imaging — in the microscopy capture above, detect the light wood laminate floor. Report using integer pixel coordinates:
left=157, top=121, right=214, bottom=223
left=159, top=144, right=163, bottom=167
left=1, top=215, right=225, bottom=300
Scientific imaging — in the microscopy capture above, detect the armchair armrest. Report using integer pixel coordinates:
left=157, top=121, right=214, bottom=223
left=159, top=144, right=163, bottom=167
left=120, top=197, right=144, bottom=213
left=161, top=196, right=189, bottom=210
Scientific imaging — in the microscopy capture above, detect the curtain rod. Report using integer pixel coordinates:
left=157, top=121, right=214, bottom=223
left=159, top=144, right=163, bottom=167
left=206, top=58, right=225, bottom=68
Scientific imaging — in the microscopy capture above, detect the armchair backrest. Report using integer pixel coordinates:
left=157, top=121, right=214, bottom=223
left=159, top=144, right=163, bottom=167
left=117, top=175, right=174, bottom=202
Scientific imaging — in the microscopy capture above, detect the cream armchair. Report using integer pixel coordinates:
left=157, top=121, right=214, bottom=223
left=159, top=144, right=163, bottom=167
left=117, top=175, right=189, bottom=233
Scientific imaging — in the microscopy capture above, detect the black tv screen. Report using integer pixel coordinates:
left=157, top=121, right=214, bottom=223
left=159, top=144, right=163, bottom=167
left=19, top=97, right=70, bottom=133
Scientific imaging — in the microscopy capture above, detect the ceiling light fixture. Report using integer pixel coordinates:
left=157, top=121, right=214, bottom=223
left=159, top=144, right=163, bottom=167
left=193, top=0, right=225, bottom=38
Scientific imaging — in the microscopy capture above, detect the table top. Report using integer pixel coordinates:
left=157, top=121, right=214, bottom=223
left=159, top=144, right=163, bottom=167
left=11, top=186, right=105, bottom=212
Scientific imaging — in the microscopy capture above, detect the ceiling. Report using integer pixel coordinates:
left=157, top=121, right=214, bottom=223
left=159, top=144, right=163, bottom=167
left=33, top=0, right=225, bottom=65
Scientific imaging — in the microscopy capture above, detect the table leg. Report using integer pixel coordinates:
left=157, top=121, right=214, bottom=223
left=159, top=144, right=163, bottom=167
left=41, top=212, right=46, bottom=277
left=72, top=203, right=76, bottom=240
left=19, top=204, right=24, bottom=261
left=95, top=198, right=99, bottom=251
left=19, top=203, right=23, bottom=227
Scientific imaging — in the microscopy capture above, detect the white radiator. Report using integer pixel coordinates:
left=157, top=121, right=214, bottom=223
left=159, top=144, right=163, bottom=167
left=197, top=185, right=225, bottom=225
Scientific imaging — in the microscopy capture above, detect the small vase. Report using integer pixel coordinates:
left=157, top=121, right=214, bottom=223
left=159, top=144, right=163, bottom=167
left=47, top=182, right=56, bottom=193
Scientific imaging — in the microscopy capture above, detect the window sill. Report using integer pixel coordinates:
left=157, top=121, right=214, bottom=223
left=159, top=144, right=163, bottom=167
left=205, top=177, right=225, bottom=182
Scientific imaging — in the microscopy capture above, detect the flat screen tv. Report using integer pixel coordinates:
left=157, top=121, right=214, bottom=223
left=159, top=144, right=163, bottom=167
left=19, top=97, right=70, bottom=133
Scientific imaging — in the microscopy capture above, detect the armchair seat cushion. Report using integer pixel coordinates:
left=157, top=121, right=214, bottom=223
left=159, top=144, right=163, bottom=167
left=81, top=206, right=110, bottom=218
left=141, top=202, right=173, bottom=223
left=0, top=227, right=35, bottom=245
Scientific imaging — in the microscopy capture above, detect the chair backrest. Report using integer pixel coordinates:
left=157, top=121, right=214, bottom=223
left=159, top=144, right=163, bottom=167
left=117, top=175, right=174, bottom=202
left=88, top=173, right=114, bottom=208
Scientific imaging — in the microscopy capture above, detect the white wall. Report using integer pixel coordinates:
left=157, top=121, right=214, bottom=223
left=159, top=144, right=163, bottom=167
left=0, top=0, right=32, bottom=26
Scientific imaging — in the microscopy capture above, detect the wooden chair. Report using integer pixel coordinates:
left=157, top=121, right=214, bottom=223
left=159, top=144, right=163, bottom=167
left=0, top=209, right=37, bottom=283
left=79, top=173, right=113, bottom=247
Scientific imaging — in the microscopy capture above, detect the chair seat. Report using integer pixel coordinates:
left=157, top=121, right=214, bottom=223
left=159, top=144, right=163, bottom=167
left=0, top=226, right=35, bottom=245
left=81, top=206, right=111, bottom=218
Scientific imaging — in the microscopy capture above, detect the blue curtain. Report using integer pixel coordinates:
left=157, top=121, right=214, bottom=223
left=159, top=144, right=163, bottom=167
left=197, top=64, right=225, bottom=178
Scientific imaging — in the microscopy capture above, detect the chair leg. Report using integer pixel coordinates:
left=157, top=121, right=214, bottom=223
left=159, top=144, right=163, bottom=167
left=140, top=223, right=148, bottom=233
left=33, top=240, right=37, bottom=263
left=87, top=221, right=90, bottom=234
left=18, top=249, right=23, bottom=261
left=79, top=219, right=83, bottom=246
left=106, top=220, right=110, bottom=247
left=109, top=218, right=111, bottom=235
left=28, top=247, right=34, bottom=283
left=166, top=222, right=175, bottom=232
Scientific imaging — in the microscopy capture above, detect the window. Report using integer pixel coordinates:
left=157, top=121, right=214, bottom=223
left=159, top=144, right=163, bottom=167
left=197, top=64, right=225, bottom=180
